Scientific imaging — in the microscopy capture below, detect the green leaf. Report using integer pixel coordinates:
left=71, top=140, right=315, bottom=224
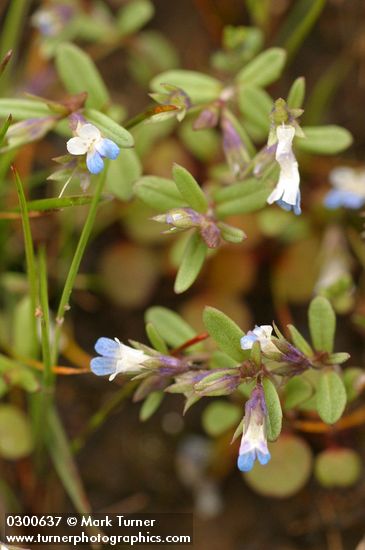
left=284, top=376, right=313, bottom=410
left=215, top=181, right=271, bottom=218
left=203, top=306, right=245, bottom=362
left=236, top=48, right=286, bottom=88
left=0, top=405, right=33, bottom=459
left=218, top=222, right=246, bottom=243
left=326, top=352, right=350, bottom=365
left=134, top=176, right=185, bottom=211
left=251, top=341, right=261, bottom=368
left=174, top=231, right=207, bottom=294
left=316, top=370, right=347, bottom=424
left=296, top=126, right=353, bottom=155
left=106, top=148, right=141, bottom=201
left=0, top=98, right=51, bottom=120
left=145, top=306, right=196, bottom=348
left=315, top=448, right=362, bottom=488
left=150, top=69, right=222, bottom=104
left=56, top=42, right=109, bottom=110
left=145, top=323, right=168, bottom=354
left=6, top=195, right=99, bottom=215
left=308, top=296, right=336, bottom=353
left=244, top=434, right=313, bottom=497
left=238, top=86, right=272, bottom=140
left=287, top=77, right=306, bottom=109
left=263, top=378, right=282, bottom=441
left=202, top=401, right=241, bottom=437
left=84, top=109, right=134, bottom=148
left=140, top=391, right=164, bottom=421
left=172, top=164, right=208, bottom=213
left=287, top=324, right=313, bottom=356
left=117, top=0, right=154, bottom=37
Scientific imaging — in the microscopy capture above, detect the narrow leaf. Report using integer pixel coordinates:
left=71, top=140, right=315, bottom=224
left=145, top=323, right=168, bottom=354
left=287, top=77, right=306, bottom=109
left=56, top=43, right=109, bottom=110
left=296, top=126, right=353, bottom=155
left=203, top=307, right=245, bottom=362
left=236, top=48, right=286, bottom=87
left=263, top=378, right=282, bottom=441
left=134, top=176, right=185, bottom=210
left=145, top=306, right=196, bottom=348
left=308, top=296, right=336, bottom=353
left=172, top=164, right=208, bottom=213
left=140, top=391, right=164, bottom=421
left=316, top=370, right=347, bottom=424
left=150, top=70, right=222, bottom=104
left=174, top=231, right=207, bottom=294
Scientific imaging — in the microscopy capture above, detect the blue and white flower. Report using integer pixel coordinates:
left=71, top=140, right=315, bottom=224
left=267, top=125, right=301, bottom=215
left=237, top=386, right=271, bottom=472
left=324, top=166, right=365, bottom=209
left=67, top=122, right=119, bottom=174
left=241, top=325, right=277, bottom=353
left=91, top=337, right=149, bottom=381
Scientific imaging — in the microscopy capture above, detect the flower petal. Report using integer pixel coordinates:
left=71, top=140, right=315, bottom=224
left=67, top=136, right=89, bottom=155
left=237, top=450, right=255, bottom=472
left=256, top=449, right=271, bottom=465
left=95, top=138, right=120, bottom=160
left=86, top=150, right=104, bottom=174
left=95, top=337, right=121, bottom=358
left=77, top=123, right=100, bottom=140
left=240, top=332, right=258, bottom=350
left=90, top=357, right=117, bottom=377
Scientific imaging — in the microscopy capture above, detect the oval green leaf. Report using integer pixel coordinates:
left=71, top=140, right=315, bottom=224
left=308, top=296, right=336, bottom=353
left=56, top=43, right=110, bottom=110
left=296, top=125, right=353, bottom=155
left=150, top=70, right=222, bottom=104
left=263, top=378, right=282, bottom=441
left=316, top=370, right=347, bottom=424
left=134, top=176, right=185, bottom=211
left=236, top=48, right=286, bottom=88
left=203, top=307, right=245, bottom=362
left=172, top=164, right=208, bottom=213
left=174, top=231, right=207, bottom=294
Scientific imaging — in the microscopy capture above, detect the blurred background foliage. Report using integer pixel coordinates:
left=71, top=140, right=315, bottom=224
left=1, top=1, right=365, bottom=549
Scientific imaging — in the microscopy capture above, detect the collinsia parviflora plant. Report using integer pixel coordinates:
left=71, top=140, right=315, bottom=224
left=1, top=1, right=365, bottom=545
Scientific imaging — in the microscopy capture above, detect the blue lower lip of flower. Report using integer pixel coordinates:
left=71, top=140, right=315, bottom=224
left=256, top=449, right=271, bottom=465
left=237, top=450, right=255, bottom=472
left=276, top=197, right=301, bottom=216
left=90, top=356, right=117, bottom=376
left=87, top=151, right=104, bottom=174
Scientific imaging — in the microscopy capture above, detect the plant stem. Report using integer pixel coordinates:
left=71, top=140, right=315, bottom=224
left=12, top=167, right=38, bottom=351
left=51, top=169, right=106, bottom=364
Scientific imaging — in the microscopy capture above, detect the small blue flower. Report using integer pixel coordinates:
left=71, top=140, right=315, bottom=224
left=324, top=167, right=365, bottom=209
left=67, top=123, right=120, bottom=174
left=237, top=386, right=271, bottom=472
left=240, top=325, right=277, bottom=353
left=91, top=337, right=149, bottom=381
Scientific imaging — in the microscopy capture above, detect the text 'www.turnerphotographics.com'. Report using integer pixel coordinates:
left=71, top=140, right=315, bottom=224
left=4, top=514, right=193, bottom=546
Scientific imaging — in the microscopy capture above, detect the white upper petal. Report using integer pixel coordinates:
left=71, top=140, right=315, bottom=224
left=77, top=123, right=101, bottom=141
left=329, top=166, right=365, bottom=197
left=269, top=124, right=300, bottom=206
left=67, top=136, right=89, bottom=155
